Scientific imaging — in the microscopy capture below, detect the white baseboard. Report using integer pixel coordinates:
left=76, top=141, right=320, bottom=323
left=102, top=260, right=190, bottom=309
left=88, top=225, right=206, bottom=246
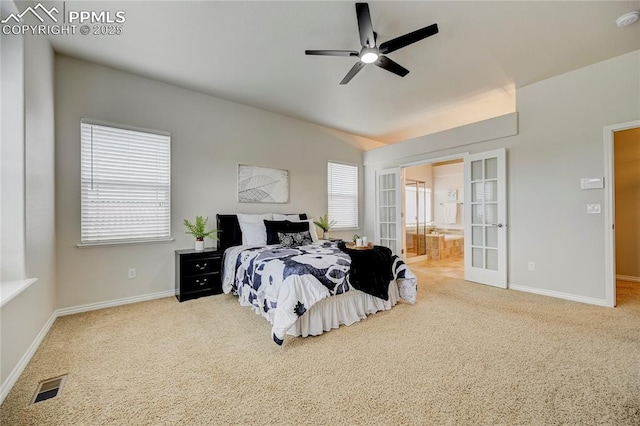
left=1, top=289, right=175, bottom=404
left=56, top=289, right=175, bottom=317
left=508, top=283, right=610, bottom=307
left=616, top=275, right=640, bottom=283
left=0, top=311, right=57, bottom=403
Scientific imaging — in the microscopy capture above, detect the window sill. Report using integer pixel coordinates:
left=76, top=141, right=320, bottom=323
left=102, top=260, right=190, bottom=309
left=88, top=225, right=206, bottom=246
left=77, top=237, right=175, bottom=248
left=1, top=278, right=38, bottom=307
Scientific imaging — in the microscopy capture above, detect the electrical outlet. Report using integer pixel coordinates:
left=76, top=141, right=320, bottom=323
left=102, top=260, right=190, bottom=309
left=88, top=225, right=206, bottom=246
left=587, top=203, right=601, bottom=214
left=128, top=268, right=136, bottom=279
left=528, top=262, right=535, bottom=271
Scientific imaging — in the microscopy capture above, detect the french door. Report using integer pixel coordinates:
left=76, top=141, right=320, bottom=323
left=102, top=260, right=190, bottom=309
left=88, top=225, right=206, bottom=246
left=464, top=149, right=507, bottom=288
left=375, top=168, right=401, bottom=255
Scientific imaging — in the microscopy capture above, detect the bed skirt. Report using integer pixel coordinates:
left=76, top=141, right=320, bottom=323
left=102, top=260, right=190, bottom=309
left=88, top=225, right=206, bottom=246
left=237, top=281, right=400, bottom=338
left=287, top=281, right=400, bottom=337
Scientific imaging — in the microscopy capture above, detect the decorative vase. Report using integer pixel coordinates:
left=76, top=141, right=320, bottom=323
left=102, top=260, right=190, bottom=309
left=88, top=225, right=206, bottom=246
left=195, top=239, right=204, bottom=251
left=323, top=231, right=329, bottom=240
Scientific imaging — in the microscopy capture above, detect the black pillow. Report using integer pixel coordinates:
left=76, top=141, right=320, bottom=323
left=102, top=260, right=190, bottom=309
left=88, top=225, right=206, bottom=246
left=278, top=231, right=313, bottom=247
left=264, top=220, right=310, bottom=245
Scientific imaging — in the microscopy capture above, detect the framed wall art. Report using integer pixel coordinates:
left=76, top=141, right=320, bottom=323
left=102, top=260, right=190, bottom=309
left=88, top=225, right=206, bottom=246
left=445, top=189, right=458, bottom=202
left=238, top=164, right=289, bottom=203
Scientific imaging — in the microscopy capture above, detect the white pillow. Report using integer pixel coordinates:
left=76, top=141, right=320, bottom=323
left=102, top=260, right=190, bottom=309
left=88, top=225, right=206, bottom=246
left=237, top=213, right=273, bottom=245
left=273, top=213, right=301, bottom=222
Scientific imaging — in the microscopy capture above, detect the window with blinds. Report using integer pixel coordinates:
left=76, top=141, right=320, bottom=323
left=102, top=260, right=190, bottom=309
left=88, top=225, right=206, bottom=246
left=327, top=162, right=358, bottom=229
left=80, top=120, right=171, bottom=245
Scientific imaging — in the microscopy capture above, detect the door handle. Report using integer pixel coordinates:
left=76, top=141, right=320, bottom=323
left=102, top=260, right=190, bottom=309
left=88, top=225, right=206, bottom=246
left=490, top=223, right=504, bottom=228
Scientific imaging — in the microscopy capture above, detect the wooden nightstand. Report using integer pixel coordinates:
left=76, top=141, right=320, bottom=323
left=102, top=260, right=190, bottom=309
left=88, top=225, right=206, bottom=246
left=175, top=248, right=223, bottom=302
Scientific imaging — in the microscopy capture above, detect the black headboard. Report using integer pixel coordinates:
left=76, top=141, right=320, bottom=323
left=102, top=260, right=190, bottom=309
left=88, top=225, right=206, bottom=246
left=216, top=214, right=308, bottom=252
left=216, top=215, right=243, bottom=251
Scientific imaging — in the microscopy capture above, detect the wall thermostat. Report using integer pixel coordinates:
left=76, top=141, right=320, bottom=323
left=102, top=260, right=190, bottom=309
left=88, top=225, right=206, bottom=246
left=580, top=177, right=604, bottom=190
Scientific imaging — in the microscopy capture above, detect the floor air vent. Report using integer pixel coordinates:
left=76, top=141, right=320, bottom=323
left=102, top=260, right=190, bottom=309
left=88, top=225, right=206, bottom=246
left=31, top=375, right=67, bottom=404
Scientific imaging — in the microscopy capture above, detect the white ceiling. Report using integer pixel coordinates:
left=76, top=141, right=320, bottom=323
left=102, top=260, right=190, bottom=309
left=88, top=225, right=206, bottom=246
left=45, top=1, right=640, bottom=147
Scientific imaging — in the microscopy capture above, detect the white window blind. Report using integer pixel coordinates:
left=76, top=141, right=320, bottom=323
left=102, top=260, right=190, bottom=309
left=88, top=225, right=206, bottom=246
left=80, top=121, right=171, bottom=245
left=327, top=162, right=358, bottom=229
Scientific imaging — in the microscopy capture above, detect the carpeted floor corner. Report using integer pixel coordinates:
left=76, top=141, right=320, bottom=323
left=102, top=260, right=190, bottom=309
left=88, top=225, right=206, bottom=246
left=2, top=272, right=639, bottom=425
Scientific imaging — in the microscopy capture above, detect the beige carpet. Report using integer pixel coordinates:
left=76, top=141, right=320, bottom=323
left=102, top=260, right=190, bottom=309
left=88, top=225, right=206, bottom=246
left=2, top=272, right=640, bottom=425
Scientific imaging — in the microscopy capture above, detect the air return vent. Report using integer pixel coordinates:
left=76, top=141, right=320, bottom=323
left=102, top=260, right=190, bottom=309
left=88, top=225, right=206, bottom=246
left=31, top=375, right=67, bottom=404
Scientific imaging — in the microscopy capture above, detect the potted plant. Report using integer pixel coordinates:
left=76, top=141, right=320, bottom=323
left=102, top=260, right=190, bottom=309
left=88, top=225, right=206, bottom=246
left=183, top=216, right=217, bottom=251
left=313, top=214, right=337, bottom=240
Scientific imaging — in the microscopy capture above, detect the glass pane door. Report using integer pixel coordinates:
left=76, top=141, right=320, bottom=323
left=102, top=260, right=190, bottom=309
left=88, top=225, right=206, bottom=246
left=405, top=179, right=428, bottom=257
left=376, top=168, right=401, bottom=254
left=464, top=149, right=507, bottom=288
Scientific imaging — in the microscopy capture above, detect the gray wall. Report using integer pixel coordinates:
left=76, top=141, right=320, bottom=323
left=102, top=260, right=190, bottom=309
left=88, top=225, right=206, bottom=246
left=1, top=7, right=25, bottom=282
left=364, top=50, right=640, bottom=303
left=432, top=163, right=464, bottom=230
left=55, top=55, right=367, bottom=309
left=1, top=31, right=57, bottom=390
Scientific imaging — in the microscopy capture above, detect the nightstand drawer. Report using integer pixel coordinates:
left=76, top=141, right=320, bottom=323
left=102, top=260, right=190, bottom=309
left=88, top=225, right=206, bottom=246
left=182, top=273, right=219, bottom=293
left=183, top=257, right=220, bottom=276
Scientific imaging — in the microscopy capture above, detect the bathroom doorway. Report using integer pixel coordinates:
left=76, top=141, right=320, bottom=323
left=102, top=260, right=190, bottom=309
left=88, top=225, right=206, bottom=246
left=405, top=179, right=429, bottom=258
left=612, top=126, right=640, bottom=306
left=403, top=158, right=465, bottom=279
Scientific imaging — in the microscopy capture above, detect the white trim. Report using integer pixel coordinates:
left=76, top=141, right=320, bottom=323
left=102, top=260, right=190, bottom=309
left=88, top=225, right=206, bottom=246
left=604, top=120, right=640, bottom=308
left=0, top=278, right=38, bottom=307
left=77, top=237, right=175, bottom=248
left=400, top=152, right=469, bottom=168
left=56, top=289, right=175, bottom=317
left=0, top=289, right=175, bottom=403
left=80, top=117, right=170, bottom=137
left=509, top=283, right=609, bottom=307
left=0, top=311, right=56, bottom=404
left=617, top=275, right=640, bottom=283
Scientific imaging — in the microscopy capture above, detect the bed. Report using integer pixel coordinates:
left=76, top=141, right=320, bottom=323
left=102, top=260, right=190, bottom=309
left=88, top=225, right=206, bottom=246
left=218, top=213, right=417, bottom=345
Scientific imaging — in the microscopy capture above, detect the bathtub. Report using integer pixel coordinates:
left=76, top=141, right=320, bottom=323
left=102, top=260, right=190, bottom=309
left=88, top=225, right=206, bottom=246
left=425, top=233, right=464, bottom=260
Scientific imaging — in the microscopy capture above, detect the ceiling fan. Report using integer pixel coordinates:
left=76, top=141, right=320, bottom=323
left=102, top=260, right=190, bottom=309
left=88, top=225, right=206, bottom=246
left=305, top=3, right=439, bottom=85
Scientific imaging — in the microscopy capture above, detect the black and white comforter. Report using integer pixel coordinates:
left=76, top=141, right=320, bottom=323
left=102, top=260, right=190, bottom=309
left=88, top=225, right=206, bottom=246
left=222, top=241, right=417, bottom=345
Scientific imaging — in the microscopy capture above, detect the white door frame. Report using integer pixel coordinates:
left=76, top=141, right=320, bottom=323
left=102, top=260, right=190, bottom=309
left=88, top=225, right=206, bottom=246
left=604, top=119, right=640, bottom=308
left=399, top=153, right=468, bottom=261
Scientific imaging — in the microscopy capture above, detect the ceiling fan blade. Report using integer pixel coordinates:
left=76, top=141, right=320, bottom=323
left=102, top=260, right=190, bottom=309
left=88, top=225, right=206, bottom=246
left=305, top=50, right=360, bottom=57
left=356, top=3, right=376, bottom=48
left=340, top=62, right=366, bottom=85
left=374, top=56, right=409, bottom=77
left=379, top=23, right=439, bottom=54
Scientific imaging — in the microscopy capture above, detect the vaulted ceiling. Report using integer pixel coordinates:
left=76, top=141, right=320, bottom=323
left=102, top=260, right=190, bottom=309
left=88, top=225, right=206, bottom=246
left=43, top=1, right=640, bottom=147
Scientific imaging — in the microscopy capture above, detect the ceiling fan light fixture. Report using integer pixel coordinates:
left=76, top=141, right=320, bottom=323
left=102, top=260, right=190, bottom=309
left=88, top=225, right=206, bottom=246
left=616, top=11, right=639, bottom=27
left=361, top=50, right=379, bottom=64
left=304, top=3, right=438, bottom=84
